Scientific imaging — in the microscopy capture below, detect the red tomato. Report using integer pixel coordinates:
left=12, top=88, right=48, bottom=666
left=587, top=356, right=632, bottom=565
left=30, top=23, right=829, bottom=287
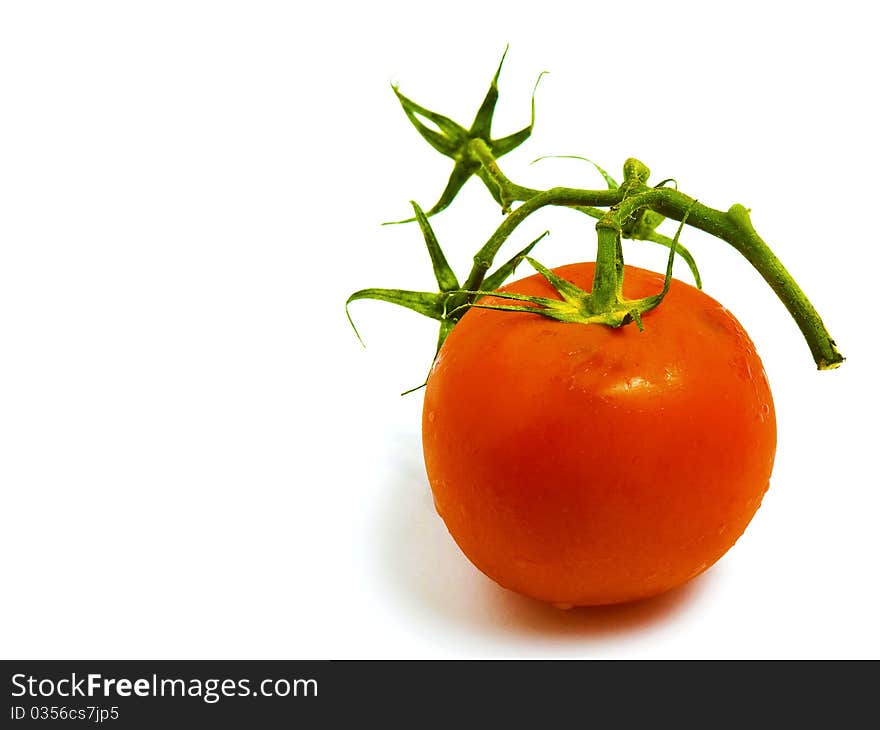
left=422, top=262, right=776, bottom=606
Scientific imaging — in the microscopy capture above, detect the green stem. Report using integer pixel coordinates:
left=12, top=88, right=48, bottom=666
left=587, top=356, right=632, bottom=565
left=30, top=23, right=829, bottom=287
left=468, top=146, right=843, bottom=370
left=469, top=139, right=541, bottom=208
left=612, top=189, right=842, bottom=369
left=461, top=185, right=622, bottom=293
left=591, top=221, right=623, bottom=310
left=378, top=60, right=842, bottom=372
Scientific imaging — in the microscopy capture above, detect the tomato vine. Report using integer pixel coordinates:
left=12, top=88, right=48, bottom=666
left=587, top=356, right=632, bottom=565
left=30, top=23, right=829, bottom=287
left=348, top=51, right=843, bottom=371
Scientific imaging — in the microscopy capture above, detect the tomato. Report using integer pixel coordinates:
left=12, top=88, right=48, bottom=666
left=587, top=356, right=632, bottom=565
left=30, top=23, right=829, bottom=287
left=422, top=262, right=776, bottom=606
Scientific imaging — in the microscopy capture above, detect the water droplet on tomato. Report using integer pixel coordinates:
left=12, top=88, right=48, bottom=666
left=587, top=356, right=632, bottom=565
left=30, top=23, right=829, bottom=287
left=427, top=411, right=435, bottom=423
left=728, top=357, right=753, bottom=381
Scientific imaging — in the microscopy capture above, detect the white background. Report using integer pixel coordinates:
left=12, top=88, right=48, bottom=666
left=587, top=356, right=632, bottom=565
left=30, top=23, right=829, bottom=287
left=1, top=1, right=877, bottom=659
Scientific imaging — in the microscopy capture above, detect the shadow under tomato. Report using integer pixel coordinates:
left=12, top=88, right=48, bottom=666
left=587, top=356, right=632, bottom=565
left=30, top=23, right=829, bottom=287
left=376, top=434, right=716, bottom=648
left=480, top=571, right=713, bottom=641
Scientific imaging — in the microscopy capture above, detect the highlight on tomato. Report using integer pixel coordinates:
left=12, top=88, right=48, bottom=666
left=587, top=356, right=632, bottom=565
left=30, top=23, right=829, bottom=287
left=347, top=51, right=842, bottom=607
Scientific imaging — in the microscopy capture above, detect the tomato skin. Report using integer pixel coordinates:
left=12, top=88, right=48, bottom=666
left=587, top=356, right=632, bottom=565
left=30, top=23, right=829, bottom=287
left=422, top=262, right=776, bottom=606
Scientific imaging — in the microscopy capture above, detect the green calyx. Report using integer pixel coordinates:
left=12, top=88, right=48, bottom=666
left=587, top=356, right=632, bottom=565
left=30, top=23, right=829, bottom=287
left=467, top=209, right=694, bottom=330
left=350, top=52, right=844, bottom=375
left=347, top=201, right=547, bottom=356
left=387, top=47, right=545, bottom=222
